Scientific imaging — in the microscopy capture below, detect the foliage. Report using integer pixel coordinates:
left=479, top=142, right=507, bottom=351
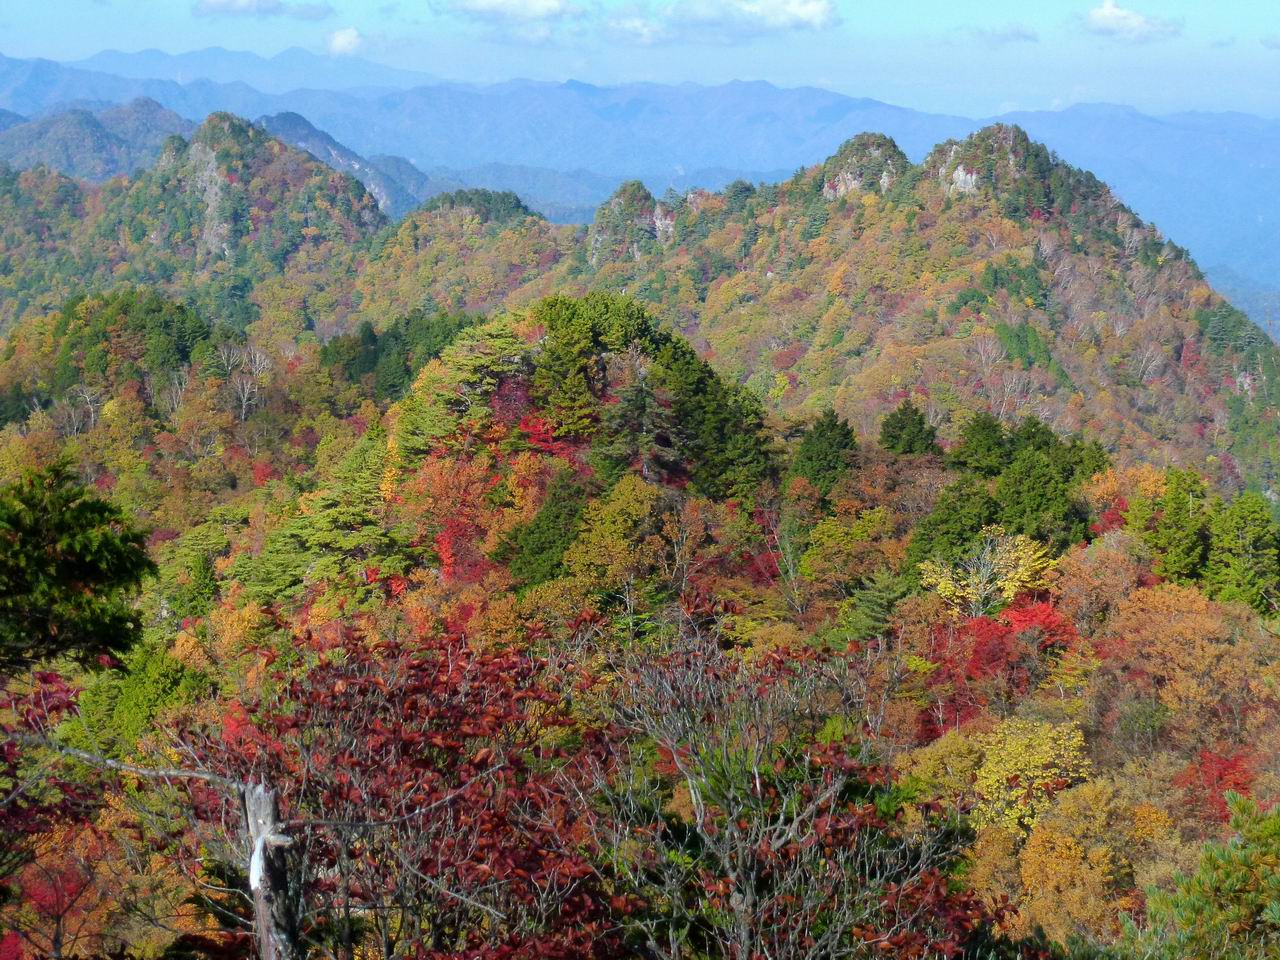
left=420, top=188, right=540, bottom=224
left=973, top=719, right=1091, bottom=833
left=787, top=408, right=857, bottom=497
left=0, top=460, right=154, bottom=672
left=880, top=399, right=940, bottom=455
left=1130, top=794, right=1280, bottom=959
left=920, top=526, right=1056, bottom=617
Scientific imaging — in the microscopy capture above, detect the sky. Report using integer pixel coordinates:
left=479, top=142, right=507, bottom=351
left=5, top=0, right=1280, bottom=117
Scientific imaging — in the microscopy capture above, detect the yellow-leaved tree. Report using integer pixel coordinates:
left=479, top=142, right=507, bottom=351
left=919, top=526, right=1055, bottom=617
left=973, top=718, right=1090, bottom=833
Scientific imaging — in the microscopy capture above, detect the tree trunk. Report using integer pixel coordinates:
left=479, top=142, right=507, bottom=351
left=243, top=782, right=303, bottom=960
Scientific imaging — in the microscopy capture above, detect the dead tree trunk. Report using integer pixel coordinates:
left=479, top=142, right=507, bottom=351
left=243, top=782, right=302, bottom=960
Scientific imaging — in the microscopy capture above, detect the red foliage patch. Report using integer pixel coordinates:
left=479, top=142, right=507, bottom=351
left=1175, top=750, right=1255, bottom=823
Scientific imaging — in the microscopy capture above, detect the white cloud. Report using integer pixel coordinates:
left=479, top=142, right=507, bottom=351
left=609, top=0, right=836, bottom=45
left=327, top=26, right=365, bottom=54
left=1084, top=0, right=1180, bottom=43
left=725, top=0, right=835, bottom=30
left=193, top=0, right=334, bottom=19
left=444, top=0, right=578, bottom=21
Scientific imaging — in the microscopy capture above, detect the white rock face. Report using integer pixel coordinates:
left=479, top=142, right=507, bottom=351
left=190, top=141, right=232, bottom=258
left=653, top=203, right=675, bottom=245
left=949, top=164, right=979, bottom=196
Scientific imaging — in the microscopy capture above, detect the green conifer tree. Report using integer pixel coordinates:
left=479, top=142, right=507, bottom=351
left=948, top=412, right=1009, bottom=477
left=837, top=569, right=910, bottom=643
left=788, top=409, right=857, bottom=496
left=1150, top=468, right=1210, bottom=584
left=880, top=399, right=940, bottom=455
left=1204, top=491, right=1280, bottom=613
left=0, top=461, right=155, bottom=671
left=994, top=448, right=1085, bottom=548
left=532, top=297, right=603, bottom=437
left=906, top=474, right=999, bottom=568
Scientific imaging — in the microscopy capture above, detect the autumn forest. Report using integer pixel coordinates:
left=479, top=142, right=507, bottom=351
left=0, top=107, right=1279, bottom=960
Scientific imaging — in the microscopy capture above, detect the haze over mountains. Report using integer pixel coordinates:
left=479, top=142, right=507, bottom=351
left=0, top=46, right=1276, bottom=333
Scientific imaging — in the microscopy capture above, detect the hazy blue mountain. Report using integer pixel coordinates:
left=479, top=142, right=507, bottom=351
left=0, top=97, right=192, bottom=180
left=258, top=110, right=418, bottom=216
left=366, top=154, right=464, bottom=202
left=72, top=47, right=438, bottom=95
left=0, top=108, right=24, bottom=132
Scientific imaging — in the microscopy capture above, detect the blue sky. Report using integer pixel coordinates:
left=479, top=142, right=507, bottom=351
left=6, top=0, right=1280, bottom=116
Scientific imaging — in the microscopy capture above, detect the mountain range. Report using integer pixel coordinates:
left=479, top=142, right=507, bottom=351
left=1, top=110, right=1275, bottom=507
left=0, top=48, right=1276, bottom=334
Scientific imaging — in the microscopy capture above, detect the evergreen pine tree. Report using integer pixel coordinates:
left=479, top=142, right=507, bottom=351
left=598, top=362, right=677, bottom=483
left=838, top=569, right=910, bottom=643
left=373, top=331, right=411, bottom=401
left=906, top=474, right=999, bottom=568
left=504, top=472, right=588, bottom=587
left=788, top=409, right=857, bottom=496
left=994, top=448, right=1085, bottom=548
left=1008, top=416, right=1060, bottom=456
left=1151, top=468, right=1210, bottom=584
left=532, top=297, right=603, bottom=437
left=948, top=412, right=1009, bottom=477
left=1204, top=491, right=1280, bottom=613
left=880, top=399, right=940, bottom=455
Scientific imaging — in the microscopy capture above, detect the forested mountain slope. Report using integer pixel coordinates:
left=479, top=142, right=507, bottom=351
left=358, top=126, right=1280, bottom=496
left=2, top=288, right=1279, bottom=958
left=0, top=97, right=193, bottom=182
left=0, top=111, right=383, bottom=334
left=1, top=119, right=1277, bottom=498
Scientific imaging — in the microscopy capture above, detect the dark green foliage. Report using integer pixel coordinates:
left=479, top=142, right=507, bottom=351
left=173, top=551, right=219, bottom=621
left=503, top=472, right=587, bottom=587
left=532, top=296, right=606, bottom=436
left=994, top=448, right=1087, bottom=549
left=1204, top=491, right=1280, bottom=613
left=321, top=308, right=477, bottom=402
left=1055, top=437, right=1110, bottom=487
left=787, top=409, right=857, bottom=497
left=0, top=460, right=156, bottom=672
left=234, top=426, right=409, bottom=605
left=979, top=256, right=1047, bottom=309
left=949, top=412, right=1010, bottom=477
left=1150, top=469, right=1210, bottom=585
left=68, top=640, right=209, bottom=758
left=995, top=321, right=1068, bottom=384
left=906, top=474, right=999, bottom=568
left=879, top=399, right=940, bottom=455
left=597, top=362, right=678, bottom=484
left=421, top=188, right=540, bottom=224
left=651, top=339, right=773, bottom=501
left=6, top=289, right=216, bottom=424
left=529, top=293, right=773, bottom=499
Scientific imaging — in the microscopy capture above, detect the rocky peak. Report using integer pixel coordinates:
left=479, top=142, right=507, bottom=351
left=588, top=180, right=674, bottom=266
left=821, top=132, right=910, bottom=199
left=924, top=123, right=1113, bottom=219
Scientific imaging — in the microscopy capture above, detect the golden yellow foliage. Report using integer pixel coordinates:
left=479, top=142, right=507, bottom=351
left=919, top=526, right=1055, bottom=617
left=973, top=718, right=1091, bottom=833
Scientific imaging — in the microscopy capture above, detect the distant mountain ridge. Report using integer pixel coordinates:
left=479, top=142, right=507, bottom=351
left=71, top=47, right=438, bottom=94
